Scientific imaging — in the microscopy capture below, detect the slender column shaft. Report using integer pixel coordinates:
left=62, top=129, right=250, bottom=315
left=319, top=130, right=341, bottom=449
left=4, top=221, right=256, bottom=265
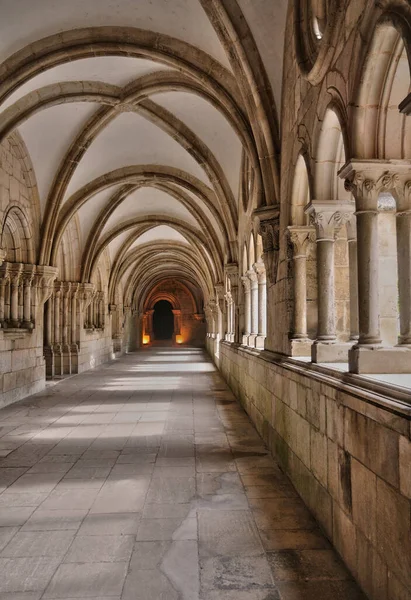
left=23, top=281, right=32, bottom=324
left=54, top=292, right=61, bottom=344
left=71, top=295, right=77, bottom=345
left=250, top=281, right=258, bottom=335
left=46, top=298, right=53, bottom=346
left=63, top=290, right=69, bottom=345
left=10, top=279, right=19, bottom=326
left=396, top=211, right=411, bottom=345
left=348, top=239, right=359, bottom=340
left=243, top=285, right=251, bottom=336
left=0, top=280, right=6, bottom=325
left=356, top=210, right=381, bottom=345
left=293, top=255, right=307, bottom=338
left=258, top=279, right=266, bottom=336
left=316, top=239, right=336, bottom=340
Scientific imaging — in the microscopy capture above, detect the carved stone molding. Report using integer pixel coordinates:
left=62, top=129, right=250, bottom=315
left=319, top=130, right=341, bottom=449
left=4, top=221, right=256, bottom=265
left=287, top=226, right=316, bottom=256
left=339, top=160, right=411, bottom=211
left=305, top=201, right=355, bottom=239
left=35, top=266, right=59, bottom=305
left=253, top=205, right=280, bottom=285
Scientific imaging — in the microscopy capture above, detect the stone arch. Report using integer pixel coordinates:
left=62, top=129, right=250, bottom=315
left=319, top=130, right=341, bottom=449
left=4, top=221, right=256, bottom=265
left=314, top=106, right=351, bottom=202
left=0, top=204, right=34, bottom=263
left=351, top=14, right=411, bottom=160
left=290, top=154, right=311, bottom=226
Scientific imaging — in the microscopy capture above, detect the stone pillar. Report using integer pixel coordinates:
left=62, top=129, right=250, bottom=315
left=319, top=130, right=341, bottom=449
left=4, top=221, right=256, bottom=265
left=397, top=209, right=411, bottom=345
left=0, top=264, right=9, bottom=328
left=9, top=264, right=23, bottom=328
left=253, top=205, right=280, bottom=352
left=22, top=266, right=35, bottom=329
left=305, top=201, right=354, bottom=363
left=247, top=269, right=258, bottom=346
left=288, top=226, right=315, bottom=356
left=62, top=283, right=71, bottom=374
left=241, top=276, right=251, bottom=344
left=253, top=261, right=267, bottom=349
left=172, top=309, right=182, bottom=342
left=53, top=283, right=63, bottom=376
left=340, top=162, right=411, bottom=373
left=346, top=217, right=359, bottom=341
left=214, top=283, right=225, bottom=355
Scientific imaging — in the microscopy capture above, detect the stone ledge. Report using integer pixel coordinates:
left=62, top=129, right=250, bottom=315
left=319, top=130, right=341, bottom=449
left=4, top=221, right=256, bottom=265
left=2, top=328, right=32, bottom=340
left=220, top=343, right=411, bottom=418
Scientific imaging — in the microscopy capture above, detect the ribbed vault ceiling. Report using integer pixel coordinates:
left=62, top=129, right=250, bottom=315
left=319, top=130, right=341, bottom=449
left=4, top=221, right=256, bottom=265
left=0, top=0, right=284, bottom=309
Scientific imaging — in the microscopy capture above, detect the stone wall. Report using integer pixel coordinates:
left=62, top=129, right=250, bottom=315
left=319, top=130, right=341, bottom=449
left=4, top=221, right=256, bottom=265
left=0, top=326, right=45, bottom=409
left=214, top=341, right=411, bottom=600
left=78, top=326, right=114, bottom=374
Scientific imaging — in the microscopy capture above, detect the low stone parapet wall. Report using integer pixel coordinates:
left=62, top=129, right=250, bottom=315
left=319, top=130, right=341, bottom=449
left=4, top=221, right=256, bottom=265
left=216, top=341, right=411, bottom=600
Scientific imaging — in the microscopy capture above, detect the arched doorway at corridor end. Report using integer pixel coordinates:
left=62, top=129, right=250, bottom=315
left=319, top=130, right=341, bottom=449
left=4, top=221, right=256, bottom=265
left=153, top=300, right=174, bottom=341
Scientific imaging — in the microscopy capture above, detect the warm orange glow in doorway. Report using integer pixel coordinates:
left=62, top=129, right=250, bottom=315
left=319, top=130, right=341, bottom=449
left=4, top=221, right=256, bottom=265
left=176, top=335, right=183, bottom=344
left=143, top=335, right=150, bottom=345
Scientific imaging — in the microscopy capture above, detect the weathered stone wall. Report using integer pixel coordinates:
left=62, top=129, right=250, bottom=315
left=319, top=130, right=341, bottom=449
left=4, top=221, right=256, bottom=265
left=0, top=325, right=45, bottom=409
left=0, top=136, right=45, bottom=408
left=216, top=342, right=411, bottom=600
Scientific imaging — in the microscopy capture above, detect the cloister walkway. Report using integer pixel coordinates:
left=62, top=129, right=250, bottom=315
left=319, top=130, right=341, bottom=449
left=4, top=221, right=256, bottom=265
left=0, top=348, right=366, bottom=600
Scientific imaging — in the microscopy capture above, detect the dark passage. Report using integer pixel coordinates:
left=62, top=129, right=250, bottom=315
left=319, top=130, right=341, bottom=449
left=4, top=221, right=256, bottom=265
left=153, top=300, right=174, bottom=340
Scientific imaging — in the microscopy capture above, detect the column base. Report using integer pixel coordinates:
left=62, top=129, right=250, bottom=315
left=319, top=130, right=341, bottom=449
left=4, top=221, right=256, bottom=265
left=289, top=338, right=313, bottom=357
left=247, top=334, right=257, bottom=347
left=44, top=346, right=55, bottom=379
left=71, top=345, right=79, bottom=374
left=241, top=334, right=249, bottom=345
left=255, top=335, right=265, bottom=350
left=312, top=341, right=352, bottom=363
left=62, top=346, right=72, bottom=375
left=349, top=345, right=411, bottom=374
left=53, top=345, right=63, bottom=377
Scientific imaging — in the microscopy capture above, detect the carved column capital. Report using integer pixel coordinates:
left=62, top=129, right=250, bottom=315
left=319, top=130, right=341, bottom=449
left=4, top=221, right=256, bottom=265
left=241, top=275, right=251, bottom=292
left=287, top=226, right=316, bottom=256
left=22, top=264, right=35, bottom=286
left=0, top=262, right=10, bottom=283
left=339, top=159, right=411, bottom=211
left=253, top=261, right=266, bottom=284
left=305, top=201, right=355, bottom=240
left=253, top=205, right=280, bottom=284
left=78, top=283, right=95, bottom=309
left=8, top=263, right=23, bottom=286
left=34, top=266, right=59, bottom=305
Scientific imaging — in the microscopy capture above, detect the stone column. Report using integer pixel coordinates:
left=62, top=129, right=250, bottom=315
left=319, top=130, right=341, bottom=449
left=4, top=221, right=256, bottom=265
left=224, top=293, right=231, bottom=341
left=305, top=201, right=354, bottom=363
left=53, top=282, right=63, bottom=377
left=71, top=284, right=79, bottom=349
left=288, top=226, right=315, bottom=356
left=0, top=264, right=9, bottom=328
left=214, top=283, right=225, bottom=354
left=22, top=266, right=35, bottom=329
left=62, top=283, right=72, bottom=374
left=247, top=269, right=258, bottom=346
left=339, top=162, right=411, bottom=373
left=397, top=208, right=411, bottom=345
left=253, top=205, right=280, bottom=352
left=45, top=297, right=53, bottom=347
left=172, top=309, right=182, bottom=342
left=241, top=276, right=251, bottom=344
left=253, top=261, right=267, bottom=349
left=346, top=217, right=359, bottom=341
left=9, top=265, right=23, bottom=328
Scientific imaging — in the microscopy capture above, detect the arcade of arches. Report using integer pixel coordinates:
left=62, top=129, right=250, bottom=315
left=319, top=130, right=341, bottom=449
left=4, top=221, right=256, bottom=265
left=0, top=1, right=410, bottom=598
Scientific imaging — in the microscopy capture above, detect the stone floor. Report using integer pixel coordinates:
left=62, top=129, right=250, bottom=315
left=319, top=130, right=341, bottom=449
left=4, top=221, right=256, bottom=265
left=0, top=347, right=367, bottom=600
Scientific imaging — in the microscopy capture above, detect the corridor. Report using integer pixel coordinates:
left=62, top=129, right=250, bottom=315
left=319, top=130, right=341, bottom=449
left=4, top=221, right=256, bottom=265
left=0, top=348, right=365, bottom=600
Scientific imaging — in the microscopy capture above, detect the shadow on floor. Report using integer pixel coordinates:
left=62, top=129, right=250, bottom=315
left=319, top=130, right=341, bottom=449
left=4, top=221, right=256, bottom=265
left=0, top=347, right=367, bottom=600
